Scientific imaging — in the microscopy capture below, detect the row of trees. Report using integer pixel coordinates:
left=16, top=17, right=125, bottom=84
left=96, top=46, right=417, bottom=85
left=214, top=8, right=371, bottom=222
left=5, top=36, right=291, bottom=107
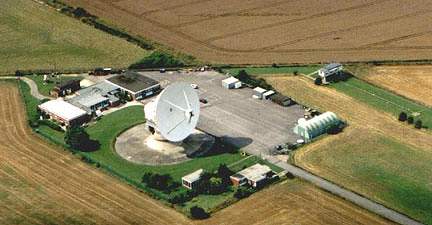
left=236, top=70, right=273, bottom=90
left=398, top=112, right=423, bottom=129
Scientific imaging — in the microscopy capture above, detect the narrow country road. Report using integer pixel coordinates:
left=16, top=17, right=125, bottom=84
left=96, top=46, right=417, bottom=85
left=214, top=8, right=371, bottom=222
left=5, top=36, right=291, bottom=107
left=0, top=76, right=52, bottom=100
left=265, top=156, right=424, bottom=225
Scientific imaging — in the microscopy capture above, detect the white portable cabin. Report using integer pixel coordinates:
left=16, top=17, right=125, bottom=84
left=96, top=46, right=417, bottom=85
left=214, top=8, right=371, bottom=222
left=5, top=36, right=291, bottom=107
left=253, top=87, right=267, bottom=99
left=263, top=90, right=275, bottom=100
left=182, top=169, right=204, bottom=190
left=222, top=76, right=241, bottom=89
left=293, top=111, right=340, bottom=141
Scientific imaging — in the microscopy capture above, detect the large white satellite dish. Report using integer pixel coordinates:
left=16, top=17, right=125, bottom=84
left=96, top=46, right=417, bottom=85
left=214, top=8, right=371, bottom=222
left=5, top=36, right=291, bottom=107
left=144, top=82, right=200, bottom=142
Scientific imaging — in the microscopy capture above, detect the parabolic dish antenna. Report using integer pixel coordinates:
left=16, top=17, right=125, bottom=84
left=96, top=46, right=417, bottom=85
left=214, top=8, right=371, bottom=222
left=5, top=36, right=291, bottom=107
left=144, top=82, right=200, bottom=142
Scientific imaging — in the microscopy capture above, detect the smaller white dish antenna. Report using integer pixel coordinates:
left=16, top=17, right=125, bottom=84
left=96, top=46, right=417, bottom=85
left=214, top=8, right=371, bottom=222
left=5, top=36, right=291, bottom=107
left=144, top=82, right=200, bottom=142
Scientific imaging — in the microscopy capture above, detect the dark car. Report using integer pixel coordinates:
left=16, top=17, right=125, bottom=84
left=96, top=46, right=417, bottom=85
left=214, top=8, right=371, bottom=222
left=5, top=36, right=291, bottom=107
left=199, top=98, right=208, bottom=104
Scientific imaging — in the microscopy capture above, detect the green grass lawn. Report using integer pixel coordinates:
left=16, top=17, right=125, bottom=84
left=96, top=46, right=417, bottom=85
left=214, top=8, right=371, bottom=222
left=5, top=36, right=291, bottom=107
left=223, top=66, right=321, bottom=76
left=299, top=130, right=432, bottom=225
left=0, top=0, right=149, bottom=75
left=17, top=80, right=40, bottom=120
left=331, top=77, right=432, bottom=128
left=27, top=74, right=83, bottom=97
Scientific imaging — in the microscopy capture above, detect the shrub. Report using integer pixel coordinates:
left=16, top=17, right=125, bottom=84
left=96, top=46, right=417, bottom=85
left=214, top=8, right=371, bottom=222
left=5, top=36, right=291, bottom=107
left=209, top=177, right=225, bottom=195
left=415, top=120, right=422, bottom=129
left=190, top=206, right=209, bottom=219
left=39, top=119, right=63, bottom=131
left=217, top=164, right=234, bottom=185
left=168, top=189, right=193, bottom=204
left=65, top=126, right=100, bottom=151
left=314, top=77, right=322, bottom=85
left=129, top=51, right=184, bottom=69
left=326, top=123, right=344, bottom=135
left=234, top=186, right=254, bottom=199
left=398, top=112, right=407, bottom=122
left=293, top=70, right=299, bottom=76
left=15, top=70, right=24, bottom=77
left=142, top=172, right=179, bottom=193
left=272, top=63, right=278, bottom=68
left=407, top=116, right=414, bottom=124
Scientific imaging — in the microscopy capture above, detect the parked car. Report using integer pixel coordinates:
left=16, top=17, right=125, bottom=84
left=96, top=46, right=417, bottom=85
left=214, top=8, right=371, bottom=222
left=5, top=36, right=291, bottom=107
left=199, top=98, right=208, bottom=104
left=191, top=83, right=198, bottom=89
left=159, top=68, right=166, bottom=73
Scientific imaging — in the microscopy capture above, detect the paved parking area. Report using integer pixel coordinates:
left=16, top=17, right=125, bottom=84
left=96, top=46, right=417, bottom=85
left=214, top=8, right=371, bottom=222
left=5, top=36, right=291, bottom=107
left=139, top=71, right=305, bottom=155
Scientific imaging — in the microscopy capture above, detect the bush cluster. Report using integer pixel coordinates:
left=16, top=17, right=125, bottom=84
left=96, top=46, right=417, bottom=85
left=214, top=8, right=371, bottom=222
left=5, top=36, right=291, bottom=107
left=39, top=119, right=63, bottom=132
left=234, top=186, right=254, bottom=199
left=190, top=206, right=209, bottom=219
left=398, top=112, right=423, bottom=129
left=235, top=70, right=273, bottom=90
left=129, top=51, right=184, bottom=69
left=142, top=172, right=180, bottom=193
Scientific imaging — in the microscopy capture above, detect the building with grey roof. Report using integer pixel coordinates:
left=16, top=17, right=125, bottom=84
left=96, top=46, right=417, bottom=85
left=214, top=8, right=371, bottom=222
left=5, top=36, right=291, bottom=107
left=68, top=81, right=120, bottom=114
left=106, top=72, right=161, bottom=100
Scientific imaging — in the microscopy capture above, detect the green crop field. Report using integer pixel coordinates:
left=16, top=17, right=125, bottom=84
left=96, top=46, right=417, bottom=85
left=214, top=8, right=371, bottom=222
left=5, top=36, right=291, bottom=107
left=0, top=0, right=149, bottom=75
left=296, top=129, right=432, bottom=224
left=331, top=77, right=432, bottom=129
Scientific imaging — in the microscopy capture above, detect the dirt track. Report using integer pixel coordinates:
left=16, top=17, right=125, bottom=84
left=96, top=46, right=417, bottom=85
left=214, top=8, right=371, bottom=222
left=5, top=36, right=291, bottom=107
left=0, top=83, right=395, bottom=224
left=63, top=0, right=432, bottom=64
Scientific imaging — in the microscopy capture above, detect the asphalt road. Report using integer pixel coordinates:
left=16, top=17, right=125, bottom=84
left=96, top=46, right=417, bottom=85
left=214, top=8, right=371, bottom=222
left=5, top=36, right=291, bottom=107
left=266, top=156, right=423, bottom=225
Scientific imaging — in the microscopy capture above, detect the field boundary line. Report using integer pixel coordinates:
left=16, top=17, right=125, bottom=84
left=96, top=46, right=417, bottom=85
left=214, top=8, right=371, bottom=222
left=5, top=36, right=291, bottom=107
left=227, top=155, right=254, bottom=168
left=204, top=0, right=391, bottom=42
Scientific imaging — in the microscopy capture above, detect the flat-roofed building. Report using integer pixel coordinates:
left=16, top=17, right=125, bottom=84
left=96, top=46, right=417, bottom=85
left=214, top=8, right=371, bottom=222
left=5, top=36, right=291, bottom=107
left=69, top=81, right=120, bottom=114
left=253, top=87, right=267, bottom=99
left=182, top=169, right=204, bottom=190
left=38, top=99, right=88, bottom=127
left=106, top=72, right=161, bottom=100
left=222, top=76, right=242, bottom=89
left=230, top=164, right=274, bottom=188
left=50, top=79, right=81, bottom=97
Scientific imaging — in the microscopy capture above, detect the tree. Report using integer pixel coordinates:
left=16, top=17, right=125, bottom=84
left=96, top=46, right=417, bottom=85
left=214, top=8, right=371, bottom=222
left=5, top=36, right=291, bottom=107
left=398, top=112, right=407, bottom=122
left=234, top=186, right=253, bottom=199
left=196, top=171, right=212, bottom=194
left=15, top=70, right=24, bottom=77
left=236, top=70, right=250, bottom=82
left=64, top=126, right=100, bottom=151
left=129, top=51, right=184, bottom=69
left=217, top=164, right=233, bottom=185
left=141, top=172, right=178, bottom=192
left=272, top=63, right=278, bottom=68
left=314, top=77, right=322, bottom=85
left=190, top=206, right=209, bottom=219
left=407, top=116, right=414, bottom=124
left=209, top=177, right=224, bottom=194
left=415, top=120, right=422, bottom=129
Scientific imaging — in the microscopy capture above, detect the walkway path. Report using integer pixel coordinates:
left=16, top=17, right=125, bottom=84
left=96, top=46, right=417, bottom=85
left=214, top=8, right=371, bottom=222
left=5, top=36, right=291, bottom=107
left=0, top=76, right=52, bottom=100
left=265, top=155, right=423, bottom=225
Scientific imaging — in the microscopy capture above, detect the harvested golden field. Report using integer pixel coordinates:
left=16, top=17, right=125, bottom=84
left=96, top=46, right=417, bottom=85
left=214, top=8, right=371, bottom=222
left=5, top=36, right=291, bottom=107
left=0, top=81, right=395, bottom=225
left=63, top=0, right=432, bottom=64
left=0, top=83, right=188, bottom=225
left=360, top=65, right=432, bottom=107
left=201, top=179, right=394, bottom=225
left=265, top=76, right=432, bottom=224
